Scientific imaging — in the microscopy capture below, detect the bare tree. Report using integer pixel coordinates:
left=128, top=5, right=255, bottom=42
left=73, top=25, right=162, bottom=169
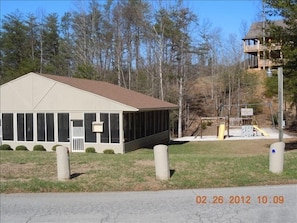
left=112, top=3, right=122, bottom=86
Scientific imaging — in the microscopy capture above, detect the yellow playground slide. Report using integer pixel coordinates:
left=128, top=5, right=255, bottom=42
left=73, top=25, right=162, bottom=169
left=218, top=124, right=225, bottom=140
left=253, top=125, right=269, bottom=136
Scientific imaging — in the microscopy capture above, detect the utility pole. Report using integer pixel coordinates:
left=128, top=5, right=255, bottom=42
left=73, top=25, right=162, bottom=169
left=178, top=37, right=184, bottom=138
left=278, top=67, right=283, bottom=142
left=262, top=1, right=266, bottom=70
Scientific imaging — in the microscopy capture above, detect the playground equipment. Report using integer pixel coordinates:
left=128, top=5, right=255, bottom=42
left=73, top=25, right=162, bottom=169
left=218, top=124, right=225, bottom=140
left=241, top=125, right=269, bottom=137
left=241, top=125, right=254, bottom=137
left=253, top=125, right=269, bottom=136
left=199, top=111, right=270, bottom=139
left=199, top=117, right=226, bottom=139
left=239, top=108, right=270, bottom=137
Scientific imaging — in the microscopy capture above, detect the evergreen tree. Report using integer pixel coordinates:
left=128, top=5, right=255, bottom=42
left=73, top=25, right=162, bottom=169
left=264, top=0, right=297, bottom=116
left=0, top=11, right=33, bottom=82
left=42, top=13, right=60, bottom=74
left=60, top=12, right=74, bottom=76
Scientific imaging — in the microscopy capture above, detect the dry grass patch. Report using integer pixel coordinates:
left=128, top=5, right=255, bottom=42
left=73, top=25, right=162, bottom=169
left=134, top=160, right=155, bottom=167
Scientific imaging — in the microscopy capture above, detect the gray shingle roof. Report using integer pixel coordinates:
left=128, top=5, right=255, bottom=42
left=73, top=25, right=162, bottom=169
left=243, top=20, right=286, bottom=40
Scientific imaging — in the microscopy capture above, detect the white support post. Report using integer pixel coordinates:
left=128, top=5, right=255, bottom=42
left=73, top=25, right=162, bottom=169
left=56, top=146, right=70, bottom=181
left=153, top=145, right=170, bottom=180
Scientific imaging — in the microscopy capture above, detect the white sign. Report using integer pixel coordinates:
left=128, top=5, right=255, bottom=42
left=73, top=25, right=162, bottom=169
left=92, top=122, right=103, bottom=133
left=241, top=108, right=253, bottom=116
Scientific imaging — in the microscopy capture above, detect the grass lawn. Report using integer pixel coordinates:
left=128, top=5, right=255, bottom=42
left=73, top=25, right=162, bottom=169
left=1, top=139, right=296, bottom=193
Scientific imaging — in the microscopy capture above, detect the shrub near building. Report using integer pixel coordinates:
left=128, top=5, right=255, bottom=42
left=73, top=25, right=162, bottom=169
left=15, top=145, right=28, bottom=151
left=103, top=149, right=115, bottom=154
left=0, top=144, right=13, bottom=151
left=33, top=145, right=46, bottom=151
left=85, top=147, right=96, bottom=153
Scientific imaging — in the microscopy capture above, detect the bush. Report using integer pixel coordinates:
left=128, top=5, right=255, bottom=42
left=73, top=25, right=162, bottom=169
left=0, top=144, right=13, bottom=151
left=264, top=75, right=278, bottom=97
left=201, top=122, right=207, bottom=130
left=15, top=145, right=28, bottom=151
left=33, top=145, right=46, bottom=151
left=103, top=149, right=115, bottom=154
left=85, top=147, right=96, bottom=153
left=273, top=113, right=278, bottom=125
left=207, top=121, right=213, bottom=126
left=52, top=145, right=62, bottom=151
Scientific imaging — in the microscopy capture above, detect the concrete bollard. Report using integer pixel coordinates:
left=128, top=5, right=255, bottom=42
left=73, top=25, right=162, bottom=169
left=269, top=142, right=285, bottom=174
left=56, top=146, right=70, bottom=181
left=153, top=144, right=170, bottom=180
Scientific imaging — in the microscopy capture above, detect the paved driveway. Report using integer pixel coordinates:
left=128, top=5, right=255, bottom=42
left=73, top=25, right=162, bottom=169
left=174, top=127, right=294, bottom=142
left=1, top=184, right=296, bottom=223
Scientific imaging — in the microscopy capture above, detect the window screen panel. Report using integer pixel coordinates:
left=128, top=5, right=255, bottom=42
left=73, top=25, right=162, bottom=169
left=110, top=113, right=119, bottom=143
left=17, top=114, right=24, bottom=141
left=58, top=113, right=69, bottom=142
left=37, top=113, right=45, bottom=141
left=46, top=113, right=54, bottom=142
left=26, top=113, right=33, bottom=141
left=84, top=113, right=96, bottom=143
left=100, top=113, right=109, bottom=143
left=2, top=113, right=13, bottom=140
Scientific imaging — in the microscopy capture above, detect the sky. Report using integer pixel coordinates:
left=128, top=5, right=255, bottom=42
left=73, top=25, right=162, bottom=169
left=0, top=0, right=263, bottom=39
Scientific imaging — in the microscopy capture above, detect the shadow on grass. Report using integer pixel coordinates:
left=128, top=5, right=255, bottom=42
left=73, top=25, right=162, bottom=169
left=285, top=141, right=297, bottom=151
left=70, top=173, right=85, bottom=179
left=170, top=169, right=176, bottom=178
left=128, top=141, right=189, bottom=152
left=168, top=140, right=189, bottom=145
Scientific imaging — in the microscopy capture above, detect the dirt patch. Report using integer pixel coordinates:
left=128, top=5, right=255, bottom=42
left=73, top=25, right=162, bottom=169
left=1, top=162, right=56, bottom=182
left=0, top=163, right=36, bottom=181
left=133, top=177, right=163, bottom=191
left=71, top=163, right=108, bottom=173
left=134, top=160, right=155, bottom=167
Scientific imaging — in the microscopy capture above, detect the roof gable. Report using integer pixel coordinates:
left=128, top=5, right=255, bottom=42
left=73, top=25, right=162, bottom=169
left=0, top=72, right=136, bottom=112
left=40, top=73, right=177, bottom=110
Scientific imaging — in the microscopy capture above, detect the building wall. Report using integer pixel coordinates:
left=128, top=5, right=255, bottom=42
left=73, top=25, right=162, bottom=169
left=0, top=111, right=172, bottom=153
left=0, top=111, right=125, bottom=153
left=0, top=73, right=174, bottom=153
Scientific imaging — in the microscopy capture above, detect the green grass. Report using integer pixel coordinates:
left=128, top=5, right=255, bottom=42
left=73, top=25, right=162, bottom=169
left=1, top=139, right=296, bottom=193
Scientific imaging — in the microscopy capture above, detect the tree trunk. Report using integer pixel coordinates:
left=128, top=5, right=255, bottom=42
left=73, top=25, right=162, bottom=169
left=178, top=76, right=183, bottom=138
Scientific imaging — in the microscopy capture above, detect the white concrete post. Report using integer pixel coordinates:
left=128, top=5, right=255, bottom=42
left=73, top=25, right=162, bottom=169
left=269, top=142, right=285, bottom=174
left=153, top=145, right=170, bottom=180
left=56, top=146, right=70, bottom=181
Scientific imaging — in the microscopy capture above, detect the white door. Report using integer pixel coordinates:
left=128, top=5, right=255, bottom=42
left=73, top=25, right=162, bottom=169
left=71, top=120, right=84, bottom=152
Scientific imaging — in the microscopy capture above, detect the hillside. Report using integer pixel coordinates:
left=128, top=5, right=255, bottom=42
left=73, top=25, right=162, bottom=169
left=182, top=70, right=296, bottom=137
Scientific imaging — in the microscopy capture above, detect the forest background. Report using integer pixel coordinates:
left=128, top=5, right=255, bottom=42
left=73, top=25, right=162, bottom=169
left=0, top=0, right=296, bottom=137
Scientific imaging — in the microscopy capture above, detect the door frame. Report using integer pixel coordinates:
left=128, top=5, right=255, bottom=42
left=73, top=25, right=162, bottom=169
left=70, top=120, right=84, bottom=152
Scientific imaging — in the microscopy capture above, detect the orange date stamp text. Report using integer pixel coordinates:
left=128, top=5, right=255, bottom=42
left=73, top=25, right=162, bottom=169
left=196, top=195, right=285, bottom=205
